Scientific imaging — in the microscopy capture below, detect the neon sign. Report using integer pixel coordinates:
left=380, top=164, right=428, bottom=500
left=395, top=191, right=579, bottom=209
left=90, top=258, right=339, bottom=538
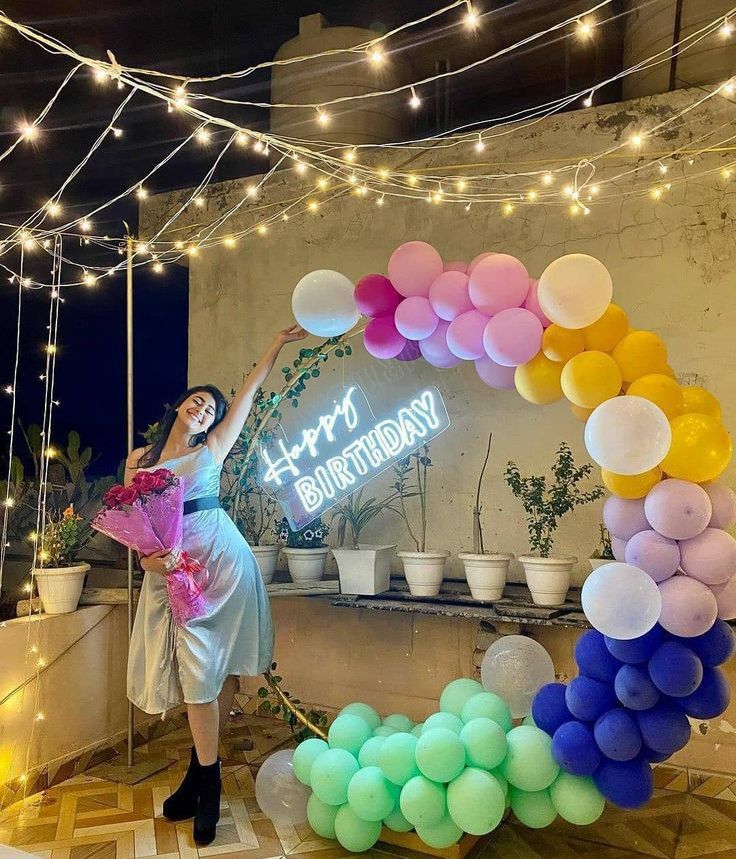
left=260, top=385, right=450, bottom=529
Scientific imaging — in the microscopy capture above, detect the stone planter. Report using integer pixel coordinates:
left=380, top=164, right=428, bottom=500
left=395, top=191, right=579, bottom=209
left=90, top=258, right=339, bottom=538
left=458, top=553, right=514, bottom=601
left=332, top=544, right=396, bottom=595
left=251, top=544, right=280, bottom=585
left=282, top=547, right=330, bottom=583
left=518, top=555, right=577, bottom=606
left=32, top=562, right=90, bottom=614
left=397, top=550, right=450, bottom=597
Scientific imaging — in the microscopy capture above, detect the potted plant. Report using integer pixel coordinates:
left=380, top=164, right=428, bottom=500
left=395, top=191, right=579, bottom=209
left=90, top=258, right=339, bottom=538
left=32, top=504, right=91, bottom=614
left=505, top=442, right=604, bottom=606
left=394, top=443, right=450, bottom=597
left=588, top=524, right=614, bottom=576
left=274, top=516, right=331, bottom=583
left=458, top=431, right=514, bottom=601
left=330, top=488, right=398, bottom=595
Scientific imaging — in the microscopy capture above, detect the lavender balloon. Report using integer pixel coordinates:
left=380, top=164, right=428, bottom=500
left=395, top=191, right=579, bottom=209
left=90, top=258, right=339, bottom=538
left=625, top=530, right=680, bottom=583
left=482, top=308, right=543, bottom=368
left=713, top=577, right=736, bottom=620
left=679, top=528, right=736, bottom=586
left=603, top=496, right=649, bottom=541
left=658, top=576, right=718, bottom=637
left=703, top=481, right=736, bottom=530
left=395, top=340, right=422, bottom=362
left=419, top=320, right=462, bottom=369
left=524, top=278, right=551, bottom=328
left=644, top=479, right=712, bottom=540
left=475, top=355, right=516, bottom=390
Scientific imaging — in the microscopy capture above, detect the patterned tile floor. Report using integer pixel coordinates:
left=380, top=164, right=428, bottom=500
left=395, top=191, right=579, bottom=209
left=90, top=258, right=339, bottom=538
left=2, top=712, right=736, bottom=859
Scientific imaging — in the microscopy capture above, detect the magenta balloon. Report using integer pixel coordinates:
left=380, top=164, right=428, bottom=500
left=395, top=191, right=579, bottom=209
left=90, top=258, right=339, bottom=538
left=354, top=274, right=402, bottom=318
left=482, top=307, right=543, bottom=367
left=467, top=251, right=495, bottom=275
left=658, top=576, right=718, bottom=637
left=524, top=278, right=552, bottom=328
left=394, top=296, right=439, bottom=340
left=395, top=340, right=422, bottom=362
left=468, top=254, right=531, bottom=316
left=419, top=320, right=462, bottom=368
left=388, top=241, right=444, bottom=298
left=612, top=536, right=628, bottom=562
left=444, top=260, right=468, bottom=273
left=679, top=528, right=736, bottom=586
left=713, top=577, right=736, bottom=620
left=703, top=481, right=736, bottom=530
left=446, top=310, right=489, bottom=360
left=363, top=316, right=406, bottom=360
left=429, top=271, right=474, bottom=321
left=475, top=355, right=516, bottom=390
left=625, top=530, right=680, bottom=583
left=603, top=496, right=649, bottom=541
left=644, top=479, right=712, bottom=540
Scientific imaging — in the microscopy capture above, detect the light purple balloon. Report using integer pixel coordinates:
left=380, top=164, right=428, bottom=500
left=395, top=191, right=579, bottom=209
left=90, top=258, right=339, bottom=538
left=475, top=355, right=516, bottom=390
left=446, top=310, right=489, bottom=360
left=658, top=575, right=718, bottom=637
left=679, top=527, right=736, bottom=585
left=612, top=536, right=628, bottom=562
left=644, top=479, right=712, bottom=540
left=703, top=481, right=736, bottom=530
left=467, top=251, right=494, bottom=275
left=396, top=340, right=421, bottom=361
left=353, top=274, right=402, bottom=318
left=469, top=254, right=531, bottom=316
left=603, top=496, right=650, bottom=541
left=524, top=277, right=552, bottom=328
left=395, top=296, right=439, bottom=340
left=712, top=576, right=736, bottom=620
left=625, top=530, right=680, bottom=583
left=429, top=271, right=474, bottom=321
left=419, top=320, right=462, bottom=368
left=444, top=260, right=468, bottom=273
left=388, top=241, right=444, bottom=298
left=482, top=308, right=543, bottom=368
left=363, top=316, right=406, bottom=359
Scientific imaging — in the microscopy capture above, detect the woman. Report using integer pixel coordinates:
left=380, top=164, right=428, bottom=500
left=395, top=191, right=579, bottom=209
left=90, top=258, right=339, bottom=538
left=125, top=324, right=307, bottom=846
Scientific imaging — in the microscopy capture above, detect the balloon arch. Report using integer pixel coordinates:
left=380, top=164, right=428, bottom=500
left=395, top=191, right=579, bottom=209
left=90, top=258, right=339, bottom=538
left=267, top=241, right=735, bottom=851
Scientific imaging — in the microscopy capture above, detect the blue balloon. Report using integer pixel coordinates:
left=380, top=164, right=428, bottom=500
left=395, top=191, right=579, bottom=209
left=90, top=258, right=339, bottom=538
left=648, top=641, right=703, bottom=698
left=552, top=720, right=602, bottom=776
left=641, top=745, right=670, bottom=763
left=575, top=630, right=622, bottom=684
left=594, top=709, right=642, bottom=762
left=565, top=676, right=617, bottom=723
left=614, top=665, right=660, bottom=711
left=680, top=620, right=735, bottom=668
left=531, top=683, right=573, bottom=737
left=678, top=667, right=730, bottom=720
left=636, top=705, right=690, bottom=756
left=605, top=626, right=663, bottom=664
left=594, top=758, right=653, bottom=809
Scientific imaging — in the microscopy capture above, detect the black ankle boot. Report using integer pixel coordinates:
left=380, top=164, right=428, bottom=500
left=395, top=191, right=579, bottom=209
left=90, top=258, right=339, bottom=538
left=193, top=759, right=221, bottom=846
left=162, top=746, right=200, bottom=821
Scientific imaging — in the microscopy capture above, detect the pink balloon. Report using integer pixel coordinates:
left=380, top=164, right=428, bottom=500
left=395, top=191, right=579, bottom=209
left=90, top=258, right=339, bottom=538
left=713, top=577, right=736, bottom=620
left=679, top=528, right=736, bottom=585
left=354, top=274, right=402, bottom=318
left=524, top=278, right=552, bottom=328
left=429, top=271, right=474, bottom=321
left=483, top=308, right=543, bottom=367
left=658, top=575, right=718, bottom=637
left=625, top=530, right=680, bottom=583
left=444, top=260, right=468, bottom=273
left=395, top=340, right=421, bottom=362
left=475, top=355, right=516, bottom=390
left=467, top=252, right=495, bottom=275
left=446, top=310, right=489, bottom=360
left=703, top=481, right=736, bottom=530
left=394, top=296, right=439, bottom=340
left=363, top=316, right=406, bottom=359
left=644, top=479, right=712, bottom=540
left=468, top=254, right=531, bottom=316
left=388, top=241, right=443, bottom=298
left=419, top=320, right=462, bottom=369
left=612, top=536, right=628, bottom=562
left=603, top=496, right=650, bottom=541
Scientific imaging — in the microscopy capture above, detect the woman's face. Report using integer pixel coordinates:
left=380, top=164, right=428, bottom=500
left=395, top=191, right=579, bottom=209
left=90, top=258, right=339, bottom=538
left=177, top=391, right=217, bottom=435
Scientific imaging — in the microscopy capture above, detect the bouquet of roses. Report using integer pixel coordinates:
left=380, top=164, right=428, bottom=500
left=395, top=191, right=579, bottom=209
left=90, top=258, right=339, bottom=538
left=92, top=468, right=208, bottom=626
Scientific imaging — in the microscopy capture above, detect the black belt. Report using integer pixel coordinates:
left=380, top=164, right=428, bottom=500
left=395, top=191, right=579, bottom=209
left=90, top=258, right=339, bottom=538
left=183, top=496, right=221, bottom=515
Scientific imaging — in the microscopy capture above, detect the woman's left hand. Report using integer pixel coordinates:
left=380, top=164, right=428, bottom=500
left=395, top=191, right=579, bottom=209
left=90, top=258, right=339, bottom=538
left=273, top=324, right=308, bottom=348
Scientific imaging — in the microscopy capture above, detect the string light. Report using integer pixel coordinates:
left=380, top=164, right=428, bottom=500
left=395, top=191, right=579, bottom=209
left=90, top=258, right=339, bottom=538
left=722, top=79, right=736, bottom=96
left=136, top=242, right=149, bottom=254
left=650, top=187, right=663, bottom=200
left=583, top=92, right=594, bottom=107
left=196, top=127, right=211, bottom=144
left=722, top=167, right=732, bottom=180
left=46, top=201, right=62, bottom=217
left=475, top=133, right=485, bottom=153
left=236, top=131, right=249, bottom=146
left=464, top=3, right=480, bottom=29
left=526, top=189, right=538, bottom=202
left=720, top=17, right=733, bottom=37
left=502, top=201, right=515, bottom=216
left=308, top=200, right=320, bottom=212
left=630, top=133, right=644, bottom=148
left=368, top=47, right=385, bottom=66
left=317, top=177, right=329, bottom=191
left=19, top=123, right=38, bottom=140
left=542, top=173, right=554, bottom=186
left=83, top=272, right=97, bottom=286
left=136, top=186, right=147, bottom=199
left=295, top=160, right=308, bottom=175
left=344, top=148, right=357, bottom=162
left=316, top=108, right=330, bottom=127
left=193, top=196, right=205, bottom=207
left=658, top=162, right=668, bottom=174
left=152, top=261, right=164, bottom=273
left=409, top=87, right=421, bottom=110
left=112, top=127, right=123, bottom=138
left=80, top=219, right=92, bottom=231
left=576, top=18, right=594, bottom=39
left=377, top=194, right=385, bottom=206
left=223, top=236, right=236, bottom=248
left=93, top=68, right=108, bottom=84
left=456, top=178, right=467, bottom=192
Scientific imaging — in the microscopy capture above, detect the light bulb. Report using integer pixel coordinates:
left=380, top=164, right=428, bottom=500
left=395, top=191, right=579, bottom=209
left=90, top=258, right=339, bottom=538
left=188, top=246, right=199, bottom=256
left=112, top=127, right=123, bottom=138
left=80, top=219, right=91, bottom=232
left=83, top=272, right=97, bottom=287
left=4, top=386, right=13, bottom=395
left=136, top=186, right=147, bottom=199
left=257, top=224, right=268, bottom=235
left=46, top=345, right=56, bottom=355
left=502, top=202, right=515, bottom=216
left=282, top=212, right=289, bottom=221
left=378, top=168, right=390, bottom=180
left=583, top=93, right=593, bottom=107
left=94, top=68, right=108, bottom=84
left=348, top=173, right=358, bottom=185
left=475, top=133, right=485, bottom=153
left=317, top=108, right=330, bottom=127
left=46, top=201, right=62, bottom=217
left=246, top=184, right=258, bottom=197
left=722, top=79, right=736, bottom=96
left=253, top=138, right=264, bottom=153
left=317, top=177, right=328, bottom=191
left=563, top=185, right=574, bottom=197
left=527, top=189, right=538, bottom=202
left=722, top=167, right=732, bottom=180
left=368, top=47, right=385, bottom=65
left=152, top=262, right=164, bottom=273
left=136, top=242, right=149, bottom=254
left=630, top=133, right=644, bottom=148
left=542, top=173, right=554, bottom=186
left=196, top=127, right=211, bottom=144
left=107, top=269, right=116, bottom=277
left=456, top=179, right=467, bottom=192
left=721, top=17, right=733, bottom=37
left=224, top=236, right=236, bottom=248
left=576, top=18, right=594, bottom=38
left=236, top=131, right=249, bottom=146
left=589, top=184, right=600, bottom=195
left=407, top=174, right=417, bottom=186
left=174, top=240, right=184, bottom=250
left=308, top=200, right=320, bottom=212
left=344, top=148, right=357, bottom=163
left=45, top=447, right=57, bottom=458
left=295, top=161, right=307, bottom=175
left=3, top=497, right=14, bottom=507
left=569, top=203, right=582, bottom=216
left=651, top=187, right=663, bottom=200
left=464, top=4, right=480, bottom=29
left=377, top=195, right=385, bottom=207
left=658, top=163, right=668, bottom=174
left=20, top=123, right=38, bottom=140
left=193, top=196, right=204, bottom=207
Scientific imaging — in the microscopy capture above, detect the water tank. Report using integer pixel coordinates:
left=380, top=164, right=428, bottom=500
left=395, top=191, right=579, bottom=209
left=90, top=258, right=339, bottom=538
left=270, top=13, right=411, bottom=145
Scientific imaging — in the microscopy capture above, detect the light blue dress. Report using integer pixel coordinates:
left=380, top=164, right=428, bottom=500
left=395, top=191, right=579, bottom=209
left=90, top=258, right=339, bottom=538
left=127, top=444, right=274, bottom=715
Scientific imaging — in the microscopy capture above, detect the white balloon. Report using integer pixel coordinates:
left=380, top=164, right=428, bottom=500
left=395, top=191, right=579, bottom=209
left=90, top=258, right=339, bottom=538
left=255, top=749, right=311, bottom=825
left=292, top=270, right=360, bottom=337
left=582, top=562, right=662, bottom=639
left=480, top=635, right=555, bottom=718
left=584, top=395, right=671, bottom=475
left=537, top=254, right=613, bottom=329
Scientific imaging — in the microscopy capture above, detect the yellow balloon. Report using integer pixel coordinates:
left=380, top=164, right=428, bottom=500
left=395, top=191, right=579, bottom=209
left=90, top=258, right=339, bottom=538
left=681, top=386, right=722, bottom=422
left=612, top=330, right=668, bottom=384
left=601, top=467, right=663, bottom=499
left=583, top=303, right=629, bottom=352
left=542, top=325, right=585, bottom=363
left=515, top=352, right=564, bottom=405
left=627, top=373, right=684, bottom=420
left=663, top=365, right=676, bottom=379
left=661, top=413, right=732, bottom=482
left=570, top=403, right=595, bottom=422
left=561, top=351, right=622, bottom=409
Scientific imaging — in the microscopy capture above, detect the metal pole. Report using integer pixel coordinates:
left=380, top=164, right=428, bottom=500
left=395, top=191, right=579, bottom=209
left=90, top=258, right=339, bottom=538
left=126, top=235, right=135, bottom=768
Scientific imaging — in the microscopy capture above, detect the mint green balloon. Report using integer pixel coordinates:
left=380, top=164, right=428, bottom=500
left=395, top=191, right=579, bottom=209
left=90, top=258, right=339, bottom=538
left=416, top=814, right=463, bottom=849
left=522, top=713, right=537, bottom=727
left=460, top=718, right=507, bottom=771
left=400, top=776, right=447, bottom=827
left=440, top=678, right=484, bottom=717
left=310, top=749, right=360, bottom=806
left=460, top=692, right=513, bottom=732
left=358, top=736, right=385, bottom=768
left=491, top=768, right=511, bottom=808
left=373, top=725, right=398, bottom=738
left=384, top=806, right=414, bottom=832
left=422, top=712, right=464, bottom=735
left=501, top=726, right=559, bottom=792
left=447, top=767, right=505, bottom=836
left=334, top=804, right=382, bottom=852
left=347, top=766, right=399, bottom=822
left=378, top=732, right=420, bottom=786
left=411, top=722, right=424, bottom=737
left=510, top=787, right=557, bottom=829
left=415, top=728, right=465, bottom=783
left=328, top=714, right=372, bottom=757
left=341, top=702, right=381, bottom=731
left=307, top=794, right=340, bottom=839
left=549, top=772, right=605, bottom=825
left=383, top=713, right=414, bottom=732
left=292, top=738, right=329, bottom=786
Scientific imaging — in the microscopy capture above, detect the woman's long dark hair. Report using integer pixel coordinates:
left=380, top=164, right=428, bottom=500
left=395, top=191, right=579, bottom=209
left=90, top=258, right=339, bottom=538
left=137, top=385, right=228, bottom=468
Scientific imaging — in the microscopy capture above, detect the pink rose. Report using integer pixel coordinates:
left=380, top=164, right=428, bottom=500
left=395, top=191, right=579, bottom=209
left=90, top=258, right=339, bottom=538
left=103, top=485, right=125, bottom=507
left=116, top=485, right=140, bottom=506
left=151, top=468, right=175, bottom=484
left=132, top=471, right=159, bottom=493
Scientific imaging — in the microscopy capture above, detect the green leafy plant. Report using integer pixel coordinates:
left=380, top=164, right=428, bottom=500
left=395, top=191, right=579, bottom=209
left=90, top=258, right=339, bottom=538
left=256, top=663, right=328, bottom=742
left=0, top=455, right=36, bottom=540
left=331, top=487, right=400, bottom=549
left=38, top=504, right=90, bottom=567
left=504, top=442, right=604, bottom=558
left=591, top=524, right=614, bottom=560
left=273, top=515, right=330, bottom=549
left=392, top=443, right=431, bottom=552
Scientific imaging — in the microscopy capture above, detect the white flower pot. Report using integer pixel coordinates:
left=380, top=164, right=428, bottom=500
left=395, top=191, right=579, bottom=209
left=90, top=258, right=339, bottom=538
left=397, top=550, right=450, bottom=597
left=282, top=547, right=330, bottom=583
left=332, top=544, right=395, bottom=595
left=33, top=563, right=90, bottom=614
left=251, top=544, right=279, bottom=584
left=458, top=553, right=514, bottom=601
left=518, top=555, right=577, bottom=606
